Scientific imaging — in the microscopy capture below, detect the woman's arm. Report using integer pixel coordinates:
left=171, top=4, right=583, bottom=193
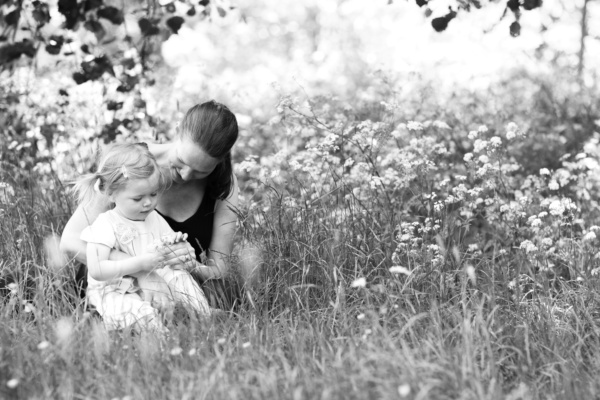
left=87, top=242, right=157, bottom=281
left=200, top=175, right=239, bottom=280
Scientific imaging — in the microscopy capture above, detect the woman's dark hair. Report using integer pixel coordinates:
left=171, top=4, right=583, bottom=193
left=179, top=100, right=239, bottom=200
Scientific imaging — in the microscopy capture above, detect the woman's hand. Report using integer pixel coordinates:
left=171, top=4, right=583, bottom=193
left=191, top=258, right=222, bottom=281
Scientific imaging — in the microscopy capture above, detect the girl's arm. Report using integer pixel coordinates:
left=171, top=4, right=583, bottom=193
left=197, top=175, right=239, bottom=280
left=87, top=242, right=158, bottom=281
left=60, top=199, right=130, bottom=265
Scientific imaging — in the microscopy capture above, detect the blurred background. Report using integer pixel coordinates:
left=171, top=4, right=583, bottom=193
left=1, top=0, right=598, bottom=178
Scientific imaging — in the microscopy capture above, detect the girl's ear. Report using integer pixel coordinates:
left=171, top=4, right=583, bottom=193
left=108, top=192, right=116, bottom=203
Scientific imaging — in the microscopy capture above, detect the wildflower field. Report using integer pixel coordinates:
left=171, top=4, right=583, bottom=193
left=2, top=66, right=600, bottom=399
left=2, top=0, right=600, bottom=399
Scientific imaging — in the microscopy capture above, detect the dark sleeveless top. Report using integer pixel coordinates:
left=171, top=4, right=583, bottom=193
left=156, top=194, right=216, bottom=261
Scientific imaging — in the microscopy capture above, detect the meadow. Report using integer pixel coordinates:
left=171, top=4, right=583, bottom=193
left=1, top=61, right=600, bottom=400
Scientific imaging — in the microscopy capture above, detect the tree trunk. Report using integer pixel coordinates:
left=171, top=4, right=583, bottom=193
left=578, top=0, right=589, bottom=82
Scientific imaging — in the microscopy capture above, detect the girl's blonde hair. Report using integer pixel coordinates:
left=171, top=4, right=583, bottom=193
left=74, top=142, right=168, bottom=205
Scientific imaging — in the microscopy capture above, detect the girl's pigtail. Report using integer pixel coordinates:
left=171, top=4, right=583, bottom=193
left=72, top=173, right=103, bottom=205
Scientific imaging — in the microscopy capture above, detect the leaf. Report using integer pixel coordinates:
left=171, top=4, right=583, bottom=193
left=84, top=0, right=103, bottom=12
left=72, top=72, right=88, bottom=85
left=431, top=17, right=449, bottom=32
left=138, top=18, right=160, bottom=36
left=431, top=10, right=456, bottom=32
left=166, top=3, right=176, bottom=13
left=507, top=0, right=520, bottom=12
left=97, top=6, right=124, bottom=25
left=522, top=0, right=542, bottom=10
left=79, top=55, right=114, bottom=81
left=4, top=9, right=20, bottom=26
left=84, top=19, right=106, bottom=41
left=121, top=57, right=135, bottom=70
left=106, top=100, right=123, bottom=110
left=217, top=6, right=226, bottom=17
left=58, top=0, right=81, bottom=30
left=510, top=21, right=521, bottom=37
left=166, top=16, right=184, bottom=34
left=32, top=2, right=51, bottom=26
left=0, top=41, right=36, bottom=64
left=199, top=0, right=210, bottom=6
left=187, top=6, right=196, bottom=16
left=415, top=0, right=428, bottom=7
left=45, top=35, right=65, bottom=55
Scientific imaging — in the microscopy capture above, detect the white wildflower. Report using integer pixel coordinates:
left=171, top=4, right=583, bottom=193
left=170, top=347, right=183, bottom=356
left=7, top=283, right=17, bottom=295
left=519, top=196, right=529, bottom=205
left=473, top=139, right=488, bottom=153
left=468, top=130, right=478, bottom=140
left=506, top=122, right=522, bottom=140
left=433, top=121, right=450, bottom=129
left=489, top=136, right=502, bottom=147
left=406, top=121, right=423, bottom=131
left=539, top=168, right=550, bottom=176
left=463, top=153, right=473, bottom=162
left=583, top=232, right=597, bottom=241
left=398, top=384, right=411, bottom=397
left=548, top=180, right=559, bottom=190
left=6, top=379, right=18, bottom=389
left=465, top=265, right=476, bottom=284
left=389, top=266, right=411, bottom=275
left=530, top=218, right=542, bottom=228
left=478, top=125, right=488, bottom=133
left=520, top=240, right=538, bottom=253
left=478, top=155, right=489, bottom=164
left=548, top=200, right=565, bottom=216
left=37, top=341, right=50, bottom=350
left=351, top=277, right=366, bottom=288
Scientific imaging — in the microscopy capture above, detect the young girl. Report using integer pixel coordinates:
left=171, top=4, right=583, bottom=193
left=75, top=142, right=211, bottom=332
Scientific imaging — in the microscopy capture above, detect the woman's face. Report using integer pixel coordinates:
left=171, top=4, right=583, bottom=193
left=169, top=137, right=220, bottom=183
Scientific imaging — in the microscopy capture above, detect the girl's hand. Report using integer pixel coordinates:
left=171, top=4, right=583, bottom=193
left=156, top=241, right=197, bottom=270
left=161, top=232, right=188, bottom=245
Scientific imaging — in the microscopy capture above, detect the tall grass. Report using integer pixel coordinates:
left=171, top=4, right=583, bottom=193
left=3, top=76, right=600, bottom=399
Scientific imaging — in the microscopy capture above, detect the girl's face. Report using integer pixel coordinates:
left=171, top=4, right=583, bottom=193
left=109, top=173, right=161, bottom=221
left=169, top=137, right=220, bottom=183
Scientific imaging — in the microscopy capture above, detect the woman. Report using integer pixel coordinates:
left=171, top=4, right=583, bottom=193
left=60, top=100, right=240, bottom=310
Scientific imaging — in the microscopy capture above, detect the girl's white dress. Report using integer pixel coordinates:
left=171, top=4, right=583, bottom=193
left=81, top=209, right=210, bottom=331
